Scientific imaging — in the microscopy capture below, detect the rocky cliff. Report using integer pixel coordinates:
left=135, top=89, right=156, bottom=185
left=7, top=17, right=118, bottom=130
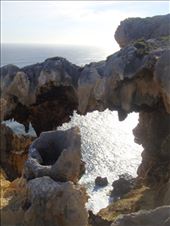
left=1, top=14, right=170, bottom=226
left=115, top=14, right=170, bottom=47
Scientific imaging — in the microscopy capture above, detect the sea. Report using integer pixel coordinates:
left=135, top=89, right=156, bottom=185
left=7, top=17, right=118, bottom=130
left=1, top=43, right=115, bottom=67
left=1, top=44, right=142, bottom=213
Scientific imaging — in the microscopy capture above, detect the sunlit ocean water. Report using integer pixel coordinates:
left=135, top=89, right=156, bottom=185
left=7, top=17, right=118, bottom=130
left=59, top=110, right=142, bottom=213
left=2, top=44, right=142, bottom=213
left=1, top=43, right=113, bottom=67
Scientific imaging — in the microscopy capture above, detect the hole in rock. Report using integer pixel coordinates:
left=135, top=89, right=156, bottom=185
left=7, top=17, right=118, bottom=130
left=33, top=131, right=70, bottom=166
left=58, top=109, right=142, bottom=214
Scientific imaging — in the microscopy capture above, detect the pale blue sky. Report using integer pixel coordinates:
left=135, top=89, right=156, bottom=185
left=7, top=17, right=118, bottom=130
left=1, top=1, right=169, bottom=50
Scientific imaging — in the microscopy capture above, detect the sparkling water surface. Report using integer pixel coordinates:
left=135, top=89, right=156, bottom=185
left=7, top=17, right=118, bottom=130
left=59, top=110, right=142, bottom=213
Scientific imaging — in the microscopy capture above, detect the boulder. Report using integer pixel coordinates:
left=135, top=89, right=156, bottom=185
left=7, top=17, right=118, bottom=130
left=111, top=174, right=135, bottom=198
left=25, top=127, right=84, bottom=183
left=95, top=176, right=108, bottom=187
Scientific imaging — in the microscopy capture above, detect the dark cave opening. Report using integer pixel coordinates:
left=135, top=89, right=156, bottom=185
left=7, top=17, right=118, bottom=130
left=30, top=85, right=78, bottom=135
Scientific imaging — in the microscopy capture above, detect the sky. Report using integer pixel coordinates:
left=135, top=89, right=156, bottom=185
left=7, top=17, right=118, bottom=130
left=1, top=1, right=169, bottom=51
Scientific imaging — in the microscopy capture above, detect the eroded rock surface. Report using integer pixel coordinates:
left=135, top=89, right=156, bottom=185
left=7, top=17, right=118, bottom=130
left=1, top=126, right=88, bottom=226
left=0, top=175, right=88, bottom=226
left=24, top=176, right=88, bottom=226
left=111, top=206, right=170, bottom=226
left=134, top=109, right=170, bottom=185
left=1, top=32, right=170, bottom=132
left=25, top=127, right=84, bottom=183
left=78, top=45, right=170, bottom=117
left=1, top=57, right=81, bottom=135
left=0, top=123, right=35, bottom=180
left=1, top=14, right=170, bottom=226
left=77, top=14, right=170, bottom=224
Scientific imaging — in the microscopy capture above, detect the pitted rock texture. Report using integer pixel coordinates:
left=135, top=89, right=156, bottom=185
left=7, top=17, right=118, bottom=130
left=0, top=176, right=88, bottom=226
left=115, top=14, right=170, bottom=47
left=25, top=127, right=84, bottom=183
left=111, top=206, right=170, bottom=226
left=0, top=123, right=35, bottom=180
left=24, top=176, right=88, bottom=226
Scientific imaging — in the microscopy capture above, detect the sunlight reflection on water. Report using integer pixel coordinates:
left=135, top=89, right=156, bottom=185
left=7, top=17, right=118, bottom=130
left=59, top=109, right=142, bottom=213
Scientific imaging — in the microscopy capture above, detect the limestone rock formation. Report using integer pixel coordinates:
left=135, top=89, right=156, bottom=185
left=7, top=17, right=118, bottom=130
left=0, top=175, right=88, bottom=226
left=1, top=28, right=170, bottom=132
left=1, top=124, right=88, bottom=226
left=77, top=14, right=170, bottom=224
left=115, top=14, right=170, bottom=47
left=25, top=127, right=84, bottom=183
left=78, top=43, right=170, bottom=117
left=111, top=206, right=170, bottom=226
left=0, top=123, right=35, bottom=180
left=1, top=126, right=88, bottom=226
left=1, top=13, right=170, bottom=226
left=1, top=57, right=81, bottom=135
left=133, top=110, right=170, bottom=186
left=24, top=176, right=88, bottom=226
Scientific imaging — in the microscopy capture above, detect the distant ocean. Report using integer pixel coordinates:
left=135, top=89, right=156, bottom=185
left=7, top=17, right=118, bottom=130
left=1, top=43, right=114, bottom=67
left=2, top=43, right=142, bottom=213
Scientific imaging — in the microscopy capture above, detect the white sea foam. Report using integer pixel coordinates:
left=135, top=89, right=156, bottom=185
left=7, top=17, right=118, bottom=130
left=59, top=109, right=143, bottom=213
left=2, top=119, right=37, bottom=137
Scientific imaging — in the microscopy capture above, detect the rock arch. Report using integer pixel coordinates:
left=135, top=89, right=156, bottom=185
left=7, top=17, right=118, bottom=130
left=0, top=13, right=170, bottom=226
